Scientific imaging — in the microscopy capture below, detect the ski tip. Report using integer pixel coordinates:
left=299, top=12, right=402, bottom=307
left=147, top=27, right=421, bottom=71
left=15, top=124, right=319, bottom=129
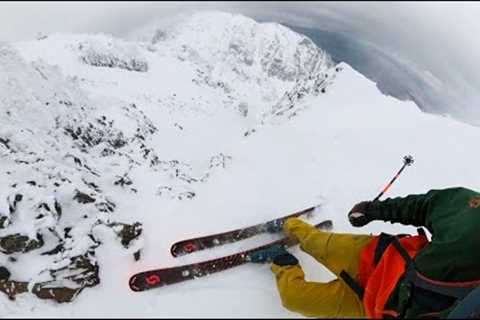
left=170, top=241, right=198, bottom=257
left=129, top=272, right=166, bottom=292
left=170, top=245, right=179, bottom=258
left=314, top=219, right=333, bottom=231
left=304, top=204, right=321, bottom=219
left=129, top=275, right=141, bottom=292
left=321, top=220, right=334, bottom=230
left=313, top=204, right=323, bottom=213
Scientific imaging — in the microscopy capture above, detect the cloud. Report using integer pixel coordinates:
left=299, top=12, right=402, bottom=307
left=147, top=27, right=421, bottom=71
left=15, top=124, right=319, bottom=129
left=225, top=2, right=480, bottom=123
left=1, top=2, right=479, bottom=124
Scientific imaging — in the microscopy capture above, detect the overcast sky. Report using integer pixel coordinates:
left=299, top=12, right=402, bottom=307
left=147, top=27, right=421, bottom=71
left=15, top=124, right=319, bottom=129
left=1, top=1, right=479, bottom=123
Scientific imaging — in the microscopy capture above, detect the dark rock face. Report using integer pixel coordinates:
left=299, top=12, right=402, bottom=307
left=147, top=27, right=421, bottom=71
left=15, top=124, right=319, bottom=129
left=81, top=55, right=149, bottom=72
left=0, top=46, right=150, bottom=303
left=73, top=190, right=96, bottom=204
left=108, top=222, right=143, bottom=249
left=0, top=253, right=99, bottom=303
left=48, top=254, right=100, bottom=289
left=0, top=233, right=44, bottom=254
left=78, top=38, right=149, bottom=72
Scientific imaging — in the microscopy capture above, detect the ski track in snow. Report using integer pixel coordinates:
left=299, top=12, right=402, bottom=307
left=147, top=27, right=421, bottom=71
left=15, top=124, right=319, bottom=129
left=1, top=11, right=480, bottom=318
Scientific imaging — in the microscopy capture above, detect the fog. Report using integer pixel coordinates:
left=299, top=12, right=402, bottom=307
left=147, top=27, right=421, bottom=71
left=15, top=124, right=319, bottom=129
left=1, top=1, right=479, bottom=125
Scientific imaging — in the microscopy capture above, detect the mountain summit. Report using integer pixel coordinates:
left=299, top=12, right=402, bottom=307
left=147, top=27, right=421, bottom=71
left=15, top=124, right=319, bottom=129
left=1, top=10, right=479, bottom=317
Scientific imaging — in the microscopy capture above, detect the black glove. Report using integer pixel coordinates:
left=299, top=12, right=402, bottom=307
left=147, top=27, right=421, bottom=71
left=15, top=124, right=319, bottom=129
left=264, top=219, right=284, bottom=233
left=273, top=253, right=299, bottom=266
left=247, top=245, right=298, bottom=266
left=348, top=201, right=375, bottom=227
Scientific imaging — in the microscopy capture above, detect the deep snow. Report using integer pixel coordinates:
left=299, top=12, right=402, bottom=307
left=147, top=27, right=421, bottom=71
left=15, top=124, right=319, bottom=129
left=1, top=11, right=479, bottom=318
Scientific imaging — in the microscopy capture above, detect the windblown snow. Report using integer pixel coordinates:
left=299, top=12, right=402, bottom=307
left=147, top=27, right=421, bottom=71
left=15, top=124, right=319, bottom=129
left=0, top=11, right=479, bottom=317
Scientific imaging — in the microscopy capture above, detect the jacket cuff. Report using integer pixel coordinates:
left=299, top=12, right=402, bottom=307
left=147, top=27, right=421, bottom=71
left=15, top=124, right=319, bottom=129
left=368, top=201, right=383, bottom=220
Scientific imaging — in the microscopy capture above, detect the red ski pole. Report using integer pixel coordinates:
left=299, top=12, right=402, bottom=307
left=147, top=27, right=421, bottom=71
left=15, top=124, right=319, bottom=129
left=373, top=155, right=414, bottom=202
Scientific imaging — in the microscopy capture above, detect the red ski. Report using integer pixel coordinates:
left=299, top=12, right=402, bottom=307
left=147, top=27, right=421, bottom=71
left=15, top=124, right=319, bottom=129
left=170, top=205, right=318, bottom=257
left=129, top=219, right=332, bottom=292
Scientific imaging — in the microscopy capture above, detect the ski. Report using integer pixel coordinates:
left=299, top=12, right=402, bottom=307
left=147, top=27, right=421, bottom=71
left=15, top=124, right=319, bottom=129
left=170, top=205, right=319, bottom=257
left=129, top=219, right=332, bottom=292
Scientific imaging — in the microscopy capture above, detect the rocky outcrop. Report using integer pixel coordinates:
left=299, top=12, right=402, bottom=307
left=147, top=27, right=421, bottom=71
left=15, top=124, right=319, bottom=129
left=1, top=11, right=339, bottom=303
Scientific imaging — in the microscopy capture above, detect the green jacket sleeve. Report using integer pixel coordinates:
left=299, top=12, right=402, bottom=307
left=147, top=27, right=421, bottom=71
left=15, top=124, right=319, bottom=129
left=369, top=187, right=478, bottom=234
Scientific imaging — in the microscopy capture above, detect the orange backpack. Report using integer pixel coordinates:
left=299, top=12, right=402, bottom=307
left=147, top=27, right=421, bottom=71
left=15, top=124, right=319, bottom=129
left=340, top=231, right=480, bottom=318
left=358, top=234, right=428, bottom=318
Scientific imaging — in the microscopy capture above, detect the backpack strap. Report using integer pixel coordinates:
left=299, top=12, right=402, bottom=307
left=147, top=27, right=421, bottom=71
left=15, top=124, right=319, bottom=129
left=340, top=270, right=365, bottom=300
left=372, top=233, right=408, bottom=263
left=340, top=233, right=411, bottom=301
left=405, top=265, right=473, bottom=300
left=375, top=233, right=398, bottom=264
left=392, top=237, right=473, bottom=300
left=391, top=237, right=414, bottom=264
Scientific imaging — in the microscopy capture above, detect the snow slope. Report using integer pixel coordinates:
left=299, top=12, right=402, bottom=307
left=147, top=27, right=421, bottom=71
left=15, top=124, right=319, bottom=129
left=1, top=11, right=480, bottom=318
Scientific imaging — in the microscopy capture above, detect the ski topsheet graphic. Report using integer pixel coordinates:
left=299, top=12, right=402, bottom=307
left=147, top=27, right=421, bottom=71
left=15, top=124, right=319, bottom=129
left=129, top=219, right=332, bottom=292
left=170, top=206, right=318, bottom=257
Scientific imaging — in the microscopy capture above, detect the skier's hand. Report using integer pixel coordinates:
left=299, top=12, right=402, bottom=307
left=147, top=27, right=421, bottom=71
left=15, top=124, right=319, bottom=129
left=264, top=219, right=284, bottom=233
left=348, top=201, right=374, bottom=227
left=246, top=245, right=298, bottom=266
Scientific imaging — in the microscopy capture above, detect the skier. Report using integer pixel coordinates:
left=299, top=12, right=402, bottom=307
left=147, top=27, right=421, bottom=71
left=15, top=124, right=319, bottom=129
left=249, top=187, right=480, bottom=318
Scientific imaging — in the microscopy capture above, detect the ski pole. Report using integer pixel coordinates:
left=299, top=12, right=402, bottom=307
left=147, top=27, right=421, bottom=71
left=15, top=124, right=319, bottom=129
left=373, top=155, right=414, bottom=202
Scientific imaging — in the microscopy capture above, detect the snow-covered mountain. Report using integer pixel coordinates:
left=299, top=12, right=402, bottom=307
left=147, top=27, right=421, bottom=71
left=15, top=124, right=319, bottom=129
left=1, top=11, right=479, bottom=317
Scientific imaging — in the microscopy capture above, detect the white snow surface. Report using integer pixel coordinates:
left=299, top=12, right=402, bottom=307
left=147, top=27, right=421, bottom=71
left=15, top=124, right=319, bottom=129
left=1, top=11, right=479, bottom=318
